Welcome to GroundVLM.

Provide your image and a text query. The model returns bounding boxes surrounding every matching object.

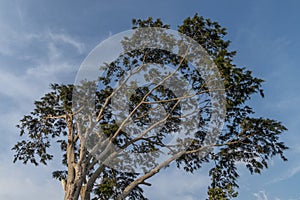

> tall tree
[12,14,288,200]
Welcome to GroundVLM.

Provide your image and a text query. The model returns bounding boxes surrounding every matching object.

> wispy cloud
[48,31,85,54]
[144,167,209,200]
[269,164,300,184]
[15,0,24,26]
[0,23,83,103]
[0,14,82,200]
[0,15,85,58]
[254,190,269,200]
[0,161,64,200]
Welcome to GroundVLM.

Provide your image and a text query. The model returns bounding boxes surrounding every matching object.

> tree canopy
[12,14,288,200]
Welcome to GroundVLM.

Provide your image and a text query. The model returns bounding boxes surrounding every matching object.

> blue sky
[0,0,299,199]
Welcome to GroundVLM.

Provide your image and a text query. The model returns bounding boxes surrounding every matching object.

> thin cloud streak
[48,31,86,54]
[253,191,269,200]
[268,164,300,184]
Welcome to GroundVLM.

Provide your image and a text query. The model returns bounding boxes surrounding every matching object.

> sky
[0,0,299,199]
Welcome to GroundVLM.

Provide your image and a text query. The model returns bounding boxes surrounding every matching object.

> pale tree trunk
[80,185,88,200]
[64,114,82,200]
[65,114,75,199]
[63,114,93,200]
[63,180,90,200]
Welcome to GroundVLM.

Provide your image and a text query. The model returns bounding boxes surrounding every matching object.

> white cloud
[268,164,300,184]
[0,25,81,104]
[0,23,17,56]
[0,60,75,106]
[48,31,85,54]
[0,16,85,58]
[144,167,209,200]
[287,165,300,179]
[0,13,84,199]
[0,160,64,200]
[0,69,40,101]
[254,190,269,200]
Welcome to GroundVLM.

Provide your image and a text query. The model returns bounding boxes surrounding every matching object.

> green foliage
[12,84,73,166]
[12,14,288,200]
[208,185,238,200]
[94,169,147,200]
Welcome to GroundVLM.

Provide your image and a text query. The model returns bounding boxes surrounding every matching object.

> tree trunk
[64,114,81,200]
[80,185,91,200]
[63,114,92,200]
[64,183,78,200]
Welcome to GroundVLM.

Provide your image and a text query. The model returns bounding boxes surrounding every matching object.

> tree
[12,14,288,200]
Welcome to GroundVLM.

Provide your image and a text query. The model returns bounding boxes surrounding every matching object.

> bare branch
[116,150,185,200]
[110,44,191,142]
[44,114,66,120]
[96,51,149,122]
